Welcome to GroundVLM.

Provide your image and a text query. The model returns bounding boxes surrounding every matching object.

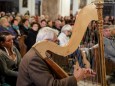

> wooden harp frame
[32,3,98,78]
[33,4,98,58]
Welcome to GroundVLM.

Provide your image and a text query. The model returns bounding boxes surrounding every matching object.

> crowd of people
[0,11,115,86]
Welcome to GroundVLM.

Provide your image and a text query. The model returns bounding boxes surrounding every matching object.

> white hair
[61,24,72,32]
[36,27,59,42]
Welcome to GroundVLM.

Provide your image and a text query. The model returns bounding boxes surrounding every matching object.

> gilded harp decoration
[95,1,107,86]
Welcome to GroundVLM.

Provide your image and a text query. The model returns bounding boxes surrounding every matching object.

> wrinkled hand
[73,66,96,82]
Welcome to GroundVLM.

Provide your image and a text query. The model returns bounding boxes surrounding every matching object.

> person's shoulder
[20,48,45,68]
[58,33,66,38]
[21,48,40,63]
[104,37,111,44]
[0,49,7,60]
[0,49,3,55]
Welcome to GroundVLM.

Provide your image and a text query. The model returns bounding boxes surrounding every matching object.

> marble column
[72,0,80,15]
[41,0,59,20]
[79,0,87,9]
[59,0,71,17]
[19,0,35,16]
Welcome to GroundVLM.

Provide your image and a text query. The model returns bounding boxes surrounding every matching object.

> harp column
[19,0,35,16]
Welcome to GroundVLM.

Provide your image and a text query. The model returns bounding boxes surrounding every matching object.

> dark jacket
[19,25,29,36]
[0,46,21,86]
[25,29,38,51]
[17,48,77,86]
[0,26,16,36]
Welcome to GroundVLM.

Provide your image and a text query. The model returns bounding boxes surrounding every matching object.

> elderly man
[17,27,95,86]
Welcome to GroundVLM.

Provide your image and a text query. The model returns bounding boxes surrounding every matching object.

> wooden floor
[77,81,115,86]
[77,80,101,86]
[77,78,115,86]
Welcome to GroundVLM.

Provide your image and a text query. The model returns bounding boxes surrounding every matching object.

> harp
[33,1,107,86]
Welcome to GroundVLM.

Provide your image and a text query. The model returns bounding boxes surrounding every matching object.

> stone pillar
[19,0,35,16]
[79,0,87,9]
[41,0,59,20]
[72,0,80,15]
[59,0,71,17]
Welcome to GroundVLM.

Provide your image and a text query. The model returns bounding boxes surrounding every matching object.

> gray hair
[61,24,72,32]
[36,27,59,42]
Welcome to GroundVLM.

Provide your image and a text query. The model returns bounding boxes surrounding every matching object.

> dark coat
[17,48,77,86]
[25,29,38,51]
[0,26,16,36]
[19,25,29,36]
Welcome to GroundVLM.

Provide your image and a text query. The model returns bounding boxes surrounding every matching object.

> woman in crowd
[58,24,72,46]
[25,22,40,51]
[0,31,21,86]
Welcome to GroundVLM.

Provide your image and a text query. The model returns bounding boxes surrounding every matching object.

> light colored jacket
[104,37,115,62]
[58,33,70,46]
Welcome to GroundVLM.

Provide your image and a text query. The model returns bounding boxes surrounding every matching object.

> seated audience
[0,32,21,86]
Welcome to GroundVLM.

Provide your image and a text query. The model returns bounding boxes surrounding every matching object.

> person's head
[15,16,21,23]
[31,22,40,31]
[36,27,59,43]
[29,17,36,24]
[22,19,29,27]
[0,32,15,48]
[61,24,72,36]
[23,15,30,20]
[40,19,47,28]
[109,25,115,37]
[11,19,19,26]
[61,20,65,27]
[7,15,14,23]
[0,17,10,27]
[47,20,53,27]
[55,20,61,29]
[103,25,111,38]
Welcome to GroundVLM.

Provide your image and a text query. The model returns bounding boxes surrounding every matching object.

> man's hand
[73,66,96,82]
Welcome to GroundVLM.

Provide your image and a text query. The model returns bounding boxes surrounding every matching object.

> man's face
[41,21,47,28]
[103,28,111,38]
